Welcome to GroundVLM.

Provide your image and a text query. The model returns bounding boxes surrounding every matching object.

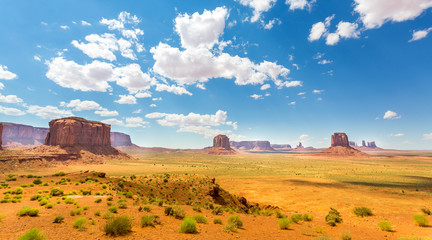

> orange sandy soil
[1,151,432,239]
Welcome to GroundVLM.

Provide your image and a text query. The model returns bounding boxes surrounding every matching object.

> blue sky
[1,0,432,149]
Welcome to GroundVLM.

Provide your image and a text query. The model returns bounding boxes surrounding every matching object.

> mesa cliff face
[271,144,292,151]
[45,117,111,147]
[110,132,132,147]
[230,141,275,151]
[208,135,236,155]
[1,123,48,147]
[0,123,3,148]
[331,133,349,147]
[321,132,367,156]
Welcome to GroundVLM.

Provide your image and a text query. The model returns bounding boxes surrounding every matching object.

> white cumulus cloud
[60,99,101,111]
[115,95,137,104]
[285,0,315,10]
[409,27,432,42]
[237,0,277,22]
[250,94,263,100]
[0,105,26,116]
[0,65,18,80]
[27,105,73,119]
[383,110,401,120]
[0,94,23,103]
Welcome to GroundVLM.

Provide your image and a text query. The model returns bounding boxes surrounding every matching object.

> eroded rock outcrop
[331,133,349,147]
[230,141,275,151]
[1,123,48,148]
[271,144,292,151]
[0,123,3,149]
[111,132,132,147]
[207,135,236,155]
[45,117,110,147]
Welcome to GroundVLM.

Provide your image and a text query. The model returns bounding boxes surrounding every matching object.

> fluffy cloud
[102,118,124,126]
[94,108,119,117]
[0,105,26,116]
[177,125,241,139]
[318,59,332,65]
[146,110,229,127]
[312,89,324,94]
[81,20,91,26]
[155,84,192,96]
[60,99,101,111]
[250,94,263,100]
[0,94,23,103]
[135,92,152,98]
[336,22,360,39]
[60,25,69,30]
[114,64,155,93]
[285,0,315,10]
[383,110,401,120]
[100,11,140,31]
[115,95,137,104]
[0,82,4,90]
[0,65,18,80]
[354,0,432,29]
[299,134,309,140]
[175,7,228,49]
[27,105,73,119]
[124,117,148,127]
[309,16,359,45]
[260,84,271,90]
[308,15,333,42]
[237,0,277,22]
[409,27,432,42]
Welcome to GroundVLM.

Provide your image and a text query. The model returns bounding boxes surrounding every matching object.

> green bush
[53,172,66,176]
[179,217,197,233]
[421,208,431,215]
[222,223,238,233]
[290,213,303,223]
[17,207,39,217]
[33,179,42,185]
[278,218,291,230]
[275,210,287,219]
[193,214,208,224]
[164,206,185,219]
[18,228,46,240]
[313,237,336,240]
[50,188,64,196]
[72,217,87,230]
[213,218,222,224]
[108,205,118,213]
[227,215,243,228]
[260,209,273,216]
[103,211,114,219]
[303,213,313,221]
[104,215,132,236]
[94,210,101,217]
[143,205,151,212]
[413,214,429,227]
[64,197,74,204]
[118,202,127,209]
[341,230,352,240]
[95,198,102,203]
[53,215,64,223]
[353,207,373,217]
[212,205,224,215]
[378,221,393,231]
[140,215,161,227]
[325,208,342,226]
[45,202,55,209]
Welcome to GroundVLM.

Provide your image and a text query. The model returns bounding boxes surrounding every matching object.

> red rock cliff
[45,117,111,147]
[111,132,132,147]
[1,123,48,147]
[331,133,349,147]
[0,123,3,148]
[213,135,231,150]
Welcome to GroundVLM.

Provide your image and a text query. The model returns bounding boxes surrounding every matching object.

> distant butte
[320,132,368,156]
[207,135,236,155]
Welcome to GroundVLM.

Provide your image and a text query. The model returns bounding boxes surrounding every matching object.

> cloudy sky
[1,0,432,149]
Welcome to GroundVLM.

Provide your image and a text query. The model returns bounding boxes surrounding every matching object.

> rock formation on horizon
[271,144,292,151]
[207,135,236,155]
[0,123,3,149]
[321,132,367,156]
[349,141,357,147]
[230,141,275,151]
[45,117,110,147]
[1,123,48,148]
[110,132,132,147]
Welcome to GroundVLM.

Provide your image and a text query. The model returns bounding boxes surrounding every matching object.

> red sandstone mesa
[110,132,132,147]
[207,134,236,155]
[45,117,111,147]
[331,132,349,147]
[0,122,3,148]
[321,132,367,156]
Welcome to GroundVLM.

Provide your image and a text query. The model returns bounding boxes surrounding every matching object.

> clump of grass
[53,215,64,223]
[179,217,197,233]
[17,206,39,217]
[45,202,55,209]
[33,179,42,185]
[223,223,238,233]
[290,213,303,223]
[213,218,222,224]
[341,230,352,240]
[104,215,132,236]
[413,214,429,227]
[227,215,243,228]
[278,218,291,230]
[50,187,64,196]
[165,206,185,219]
[303,213,313,222]
[313,236,336,240]
[18,228,46,240]
[211,205,224,215]
[378,221,393,231]
[64,197,74,204]
[108,205,118,213]
[325,208,342,226]
[421,208,431,215]
[141,215,161,227]
[260,209,273,216]
[95,198,102,203]
[353,207,373,217]
[275,210,287,219]
[72,217,87,230]
[118,202,127,209]
[315,226,326,234]
[143,205,151,212]
[103,211,114,219]
[193,214,208,224]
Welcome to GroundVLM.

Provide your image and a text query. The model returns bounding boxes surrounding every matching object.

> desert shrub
[164,206,172,215]
[83,205,89,210]
[378,221,393,231]
[107,196,113,201]
[94,210,101,217]
[313,236,336,240]
[290,213,303,223]
[50,188,64,196]
[30,194,41,201]
[341,230,352,240]
[227,215,243,228]
[275,210,287,219]
[53,215,64,223]
[303,213,313,221]
[413,214,429,227]
[223,223,238,233]
[213,218,222,224]
[17,207,39,217]
[38,198,49,206]
[193,205,201,212]
[179,217,197,233]
[140,215,161,227]
[193,214,208,224]
[64,197,74,204]
[125,191,133,198]
[118,202,127,209]
[72,217,87,230]
[108,205,118,213]
[103,211,114,219]
[14,187,23,194]
[53,172,66,176]
[314,226,326,234]
[45,202,54,209]
[421,208,431,215]
[104,215,132,236]
[353,207,373,217]
[17,228,46,240]
[212,205,224,215]
[325,208,342,226]
[143,205,151,212]
[278,218,291,230]
[260,209,273,216]
[95,198,102,203]
[33,179,42,185]
[165,206,185,219]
